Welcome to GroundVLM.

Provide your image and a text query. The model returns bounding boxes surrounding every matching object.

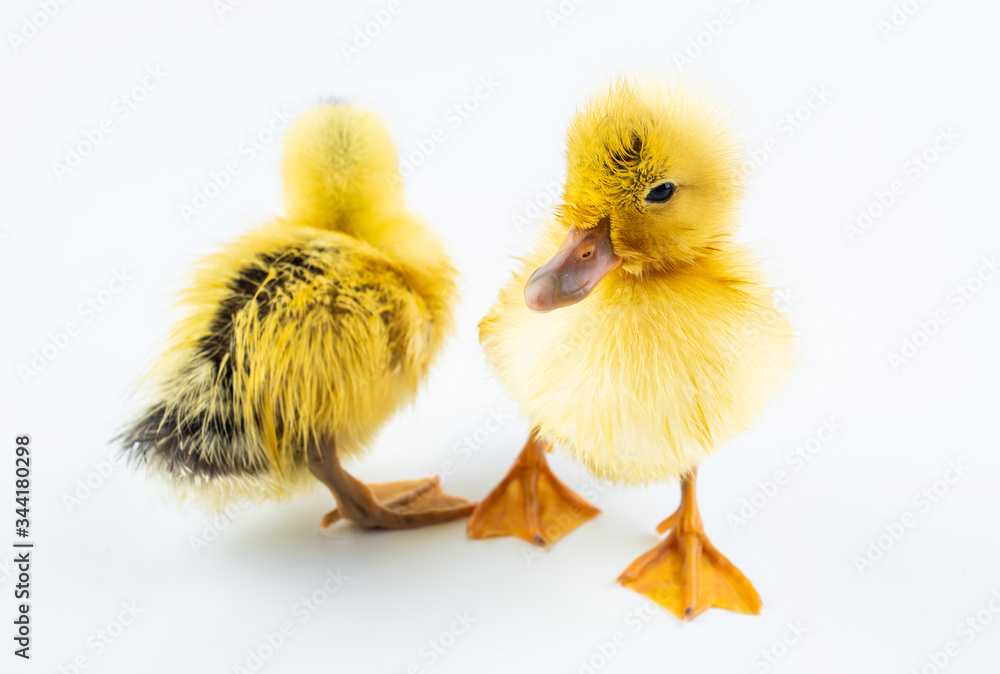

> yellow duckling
[468,79,794,619]
[121,103,474,529]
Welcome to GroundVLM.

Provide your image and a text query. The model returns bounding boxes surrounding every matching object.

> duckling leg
[307,439,474,530]
[467,430,599,546]
[617,467,762,620]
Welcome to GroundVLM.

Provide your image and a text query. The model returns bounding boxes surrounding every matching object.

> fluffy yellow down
[126,104,456,510]
[479,78,794,484]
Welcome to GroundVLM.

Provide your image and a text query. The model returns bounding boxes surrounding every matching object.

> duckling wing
[121,226,435,508]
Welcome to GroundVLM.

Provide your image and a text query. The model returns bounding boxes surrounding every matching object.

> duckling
[467,79,794,619]
[121,103,474,530]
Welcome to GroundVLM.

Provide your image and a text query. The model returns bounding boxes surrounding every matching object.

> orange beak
[524,216,621,312]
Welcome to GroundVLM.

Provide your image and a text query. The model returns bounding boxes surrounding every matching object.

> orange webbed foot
[320,477,475,530]
[467,432,599,546]
[618,469,762,620]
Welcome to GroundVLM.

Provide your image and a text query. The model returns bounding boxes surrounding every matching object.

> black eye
[646,182,675,203]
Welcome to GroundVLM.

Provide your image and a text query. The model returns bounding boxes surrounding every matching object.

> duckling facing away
[121,104,474,530]
[467,79,794,619]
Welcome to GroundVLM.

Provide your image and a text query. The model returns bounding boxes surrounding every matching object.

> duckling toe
[467,432,599,547]
[619,528,762,620]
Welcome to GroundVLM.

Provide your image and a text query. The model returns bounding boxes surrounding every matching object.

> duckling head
[281,103,404,235]
[525,78,744,312]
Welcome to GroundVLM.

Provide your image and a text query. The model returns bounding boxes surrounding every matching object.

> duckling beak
[524,216,621,312]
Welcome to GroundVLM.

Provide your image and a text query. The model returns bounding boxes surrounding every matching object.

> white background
[2,0,999,672]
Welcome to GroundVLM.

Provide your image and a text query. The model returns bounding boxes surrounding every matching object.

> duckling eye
[645,182,675,203]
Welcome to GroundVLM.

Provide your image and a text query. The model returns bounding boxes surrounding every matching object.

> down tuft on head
[281,103,404,234]
[560,78,745,271]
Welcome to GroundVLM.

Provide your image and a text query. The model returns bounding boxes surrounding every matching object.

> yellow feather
[480,77,795,484]
[122,104,457,511]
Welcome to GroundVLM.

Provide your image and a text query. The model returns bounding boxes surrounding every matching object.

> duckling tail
[117,368,309,512]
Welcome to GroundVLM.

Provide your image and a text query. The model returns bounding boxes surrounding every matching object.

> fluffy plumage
[479,78,794,483]
[121,104,456,510]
